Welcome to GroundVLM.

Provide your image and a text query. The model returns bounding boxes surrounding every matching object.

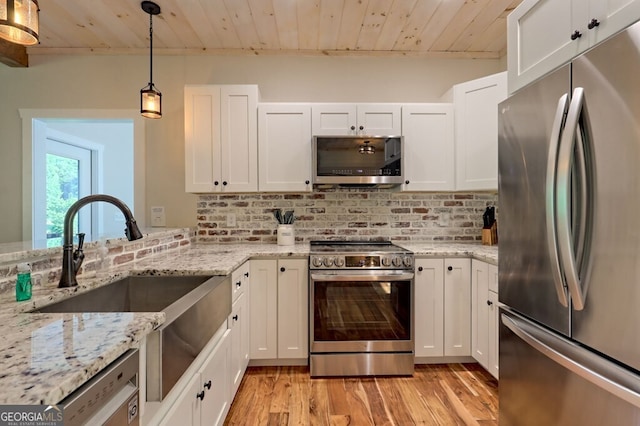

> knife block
[482,222,498,246]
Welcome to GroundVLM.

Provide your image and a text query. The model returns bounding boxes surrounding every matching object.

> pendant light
[0,0,40,46]
[140,1,161,119]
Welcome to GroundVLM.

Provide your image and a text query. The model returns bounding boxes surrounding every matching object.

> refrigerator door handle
[556,87,595,311]
[545,93,570,307]
[502,311,640,410]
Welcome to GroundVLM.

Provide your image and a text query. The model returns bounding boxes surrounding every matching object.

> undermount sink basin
[35,275,214,314]
[34,274,232,402]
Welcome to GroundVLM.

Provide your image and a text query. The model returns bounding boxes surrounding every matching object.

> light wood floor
[224,364,498,425]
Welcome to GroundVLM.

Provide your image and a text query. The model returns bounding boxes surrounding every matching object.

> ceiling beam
[0,38,29,67]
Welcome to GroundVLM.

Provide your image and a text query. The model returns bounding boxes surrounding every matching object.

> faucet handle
[76,233,85,251]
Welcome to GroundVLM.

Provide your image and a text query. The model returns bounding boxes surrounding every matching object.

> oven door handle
[310,272,415,281]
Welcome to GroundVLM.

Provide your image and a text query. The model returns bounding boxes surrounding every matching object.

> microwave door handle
[546,93,570,307]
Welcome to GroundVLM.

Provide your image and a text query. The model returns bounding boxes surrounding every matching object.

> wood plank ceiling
[28,0,522,59]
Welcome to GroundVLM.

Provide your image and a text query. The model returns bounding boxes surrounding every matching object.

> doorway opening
[21,110,146,249]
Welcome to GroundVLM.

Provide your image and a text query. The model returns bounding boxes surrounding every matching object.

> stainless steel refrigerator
[498,20,640,425]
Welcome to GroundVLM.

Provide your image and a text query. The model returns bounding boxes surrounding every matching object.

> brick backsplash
[196,188,498,243]
[0,228,194,296]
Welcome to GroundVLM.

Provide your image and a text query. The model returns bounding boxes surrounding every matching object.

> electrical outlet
[151,206,166,227]
[227,213,236,227]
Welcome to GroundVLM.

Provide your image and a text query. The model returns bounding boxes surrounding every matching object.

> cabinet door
[414,258,445,357]
[229,291,248,397]
[401,104,455,191]
[219,85,258,192]
[311,104,357,135]
[184,85,221,193]
[454,72,507,191]
[471,260,490,369]
[443,258,471,356]
[200,330,231,426]
[277,258,309,359]
[249,260,278,359]
[587,0,640,45]
[488,290,499,379]
[159,373,201,426]
[356,104,402,135]
[258,104,313,192]
[507,0,584,94]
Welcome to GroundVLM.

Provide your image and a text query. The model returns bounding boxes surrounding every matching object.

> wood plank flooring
[224,364,498,425]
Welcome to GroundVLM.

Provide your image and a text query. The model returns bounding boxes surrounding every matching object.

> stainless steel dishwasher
[59,349,140,426]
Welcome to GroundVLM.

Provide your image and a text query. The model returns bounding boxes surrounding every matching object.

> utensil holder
[482,222,498,246]
[277,224,295,246]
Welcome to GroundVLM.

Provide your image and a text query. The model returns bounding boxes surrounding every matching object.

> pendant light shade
[0,0,39,46]
[140,1,161,119]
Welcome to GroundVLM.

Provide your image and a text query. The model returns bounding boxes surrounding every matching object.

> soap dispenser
[16,262,32,301]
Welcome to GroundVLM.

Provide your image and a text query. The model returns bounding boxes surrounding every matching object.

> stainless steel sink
[34,274,232,402]
[36,275,214,314]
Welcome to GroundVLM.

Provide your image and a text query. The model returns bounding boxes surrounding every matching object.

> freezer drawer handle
[502,312,640,410]
[545,93,570,307]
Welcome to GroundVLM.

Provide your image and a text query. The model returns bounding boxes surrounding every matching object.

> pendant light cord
[148,12,153,86]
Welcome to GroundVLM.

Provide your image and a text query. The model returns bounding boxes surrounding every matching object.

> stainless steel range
[309,240,414,377]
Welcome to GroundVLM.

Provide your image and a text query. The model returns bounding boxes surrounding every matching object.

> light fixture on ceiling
[140,1,162,119]
[0,0,40,46]
[359,140,375,154]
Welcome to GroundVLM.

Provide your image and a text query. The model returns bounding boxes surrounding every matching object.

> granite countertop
[0,241,497,405]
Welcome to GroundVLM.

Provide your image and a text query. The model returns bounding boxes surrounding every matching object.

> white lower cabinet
[250,258,309,361]
[229,261,250,396]
[159,329,231,426]
[471,259,499,379]
[415,258,471,358]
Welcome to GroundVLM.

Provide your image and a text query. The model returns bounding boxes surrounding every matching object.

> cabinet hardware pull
[214,181,219,186]
[405,180,410,185]
[222,181,228,186]
[418,266,423,272]
[350,125,356,131]
[197,390,205,400]
[571,30,582,40]
[280,267,286,272]
[244,272,249,277]
[447,266,453,271]
[305,180,310,185]
[587,18,600,30]
[204,380,212,390]
[233,315,238,321]
[487,300,493,306]
[359,125,364,130]
[236,281,241,287]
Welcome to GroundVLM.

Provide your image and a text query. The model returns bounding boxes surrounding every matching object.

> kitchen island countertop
[0,241,497,405]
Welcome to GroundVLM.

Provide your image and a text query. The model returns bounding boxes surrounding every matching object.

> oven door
[310,270,414,353]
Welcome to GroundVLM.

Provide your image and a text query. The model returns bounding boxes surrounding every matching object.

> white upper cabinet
[312,104,402,136]
[258,103,313,192]
[401,104,455,191]
[184,85,258,193]
[508,0,640,94]
[453,72,507,191]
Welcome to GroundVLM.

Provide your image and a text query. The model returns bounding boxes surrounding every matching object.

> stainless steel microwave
[312,135,404,186]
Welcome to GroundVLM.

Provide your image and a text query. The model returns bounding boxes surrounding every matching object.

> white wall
[0,53,505,243]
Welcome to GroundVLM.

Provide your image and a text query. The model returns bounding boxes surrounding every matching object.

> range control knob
[403,257,413,268]
[311,257,324,268]
[334,257,345,267]
[392,256,403,267]
[381,257,392,267]
[323,257,335,267]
